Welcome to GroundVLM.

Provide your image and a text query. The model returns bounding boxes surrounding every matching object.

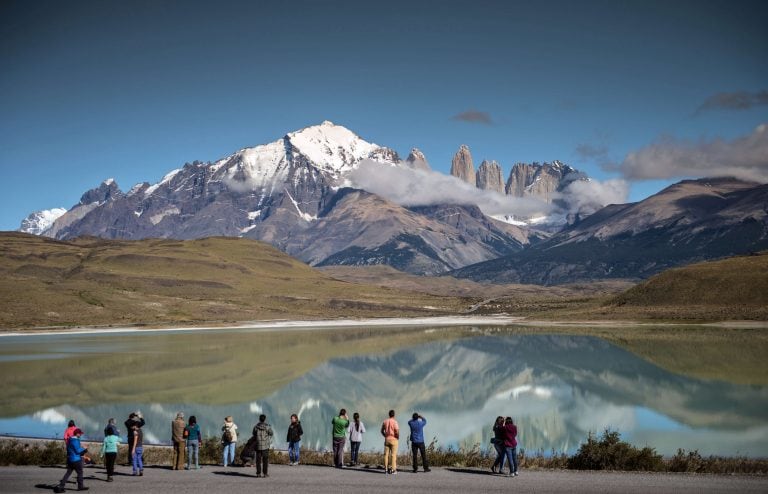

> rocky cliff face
[450,144,476,186]
[18,208,66,235]
[476,160,504,194]
[505,161,583,203]
[405,148,430,171]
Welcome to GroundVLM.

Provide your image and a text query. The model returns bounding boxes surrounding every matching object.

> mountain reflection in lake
[0,328,766,456]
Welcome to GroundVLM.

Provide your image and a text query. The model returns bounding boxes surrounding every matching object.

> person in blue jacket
[57,428,90,491]
[408,413,430,473]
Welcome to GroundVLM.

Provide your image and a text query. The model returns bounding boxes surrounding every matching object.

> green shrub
[567,429,664,471]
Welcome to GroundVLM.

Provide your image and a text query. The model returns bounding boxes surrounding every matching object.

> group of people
[330,408,430,474]
[53,410,518,491]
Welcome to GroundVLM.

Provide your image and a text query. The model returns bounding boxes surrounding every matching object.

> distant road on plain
[2,464,766,493]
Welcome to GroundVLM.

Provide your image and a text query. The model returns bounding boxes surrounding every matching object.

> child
[349,412,365,466]
[131,425,144,476]
[57,428,89,492]
[101,428,121,481]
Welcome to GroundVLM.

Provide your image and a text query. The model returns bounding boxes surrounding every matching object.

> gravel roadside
[1,463,766,494]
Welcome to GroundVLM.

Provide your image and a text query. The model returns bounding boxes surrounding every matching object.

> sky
[1,0,767,231]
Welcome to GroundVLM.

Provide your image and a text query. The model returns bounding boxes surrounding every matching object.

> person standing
[222,416,238,467]
[184,415,201,470]
[331,409,349,468]
[253,414,274,478]
[286,413,303,466]
[502,417,519,477]
[100,428,121,482]
[103,418,119,438]
[63,420,76,446]
[381,409,399,475]
[491,416,506,473]
[124,412,145,463]
[171,412,186,470]
[348,412,365,466]
[408,413,430,473]
[131,425,144,476]
[57,428,89,492]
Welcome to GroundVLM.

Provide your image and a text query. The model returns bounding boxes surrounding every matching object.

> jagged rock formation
[18,208,66,235]
[405,148,430,171]
[450,145,475,186]
[505,161,583,203]
[476,160,504,194]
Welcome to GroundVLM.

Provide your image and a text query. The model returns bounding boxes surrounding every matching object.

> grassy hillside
[607,252,768,319]
[0,233,465,329]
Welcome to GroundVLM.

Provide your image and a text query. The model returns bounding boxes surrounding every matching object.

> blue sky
[1,0,767,230]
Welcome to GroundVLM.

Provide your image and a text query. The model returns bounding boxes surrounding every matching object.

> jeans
[187,439,199,469]
[504,446,518,474]
[332,437,346,467]
[288,440,301,463]
[105,452,117,476]
[255,449,269,475]
[132,446,144,474]
[223,441,236,466]
[59,459,84,489]
[350,441,361,464]
[411,441,429,471]
[384,438,398,472]
[492,441,506,470]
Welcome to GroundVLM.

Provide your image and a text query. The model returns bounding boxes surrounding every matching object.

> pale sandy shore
[2,315,766,337]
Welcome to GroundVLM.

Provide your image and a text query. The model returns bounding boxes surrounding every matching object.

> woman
[221,416,238,467]
[349,412,366,466]
[286,413,303,466]
[100,427,120,482]
[184,415,202,470]
[491,416,505,473]
[502,416,519,476]
[104,417,119,438]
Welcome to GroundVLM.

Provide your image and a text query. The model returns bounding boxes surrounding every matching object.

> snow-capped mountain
[30,121,539,274]
[18,208,67,235]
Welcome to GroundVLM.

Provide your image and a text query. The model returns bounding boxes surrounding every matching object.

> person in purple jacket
[502,416,519,477]
[408,413,430,473]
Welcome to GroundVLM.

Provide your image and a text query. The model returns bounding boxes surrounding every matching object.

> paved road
[1,464,766,493]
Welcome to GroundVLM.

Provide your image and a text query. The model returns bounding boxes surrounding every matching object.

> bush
[567,429,664,471]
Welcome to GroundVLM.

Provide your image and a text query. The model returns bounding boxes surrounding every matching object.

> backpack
[222,425,233,443]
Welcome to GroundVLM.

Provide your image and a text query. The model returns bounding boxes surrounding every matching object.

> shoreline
[2,315,766,337]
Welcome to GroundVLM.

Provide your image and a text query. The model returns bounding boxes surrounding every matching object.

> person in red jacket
[502,417,519,477]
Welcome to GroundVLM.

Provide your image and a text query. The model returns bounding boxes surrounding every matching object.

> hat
[73,428,83,436]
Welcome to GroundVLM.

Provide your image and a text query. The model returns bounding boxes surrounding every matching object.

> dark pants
[492,441,506,470]
[332,437,346,467]
[105,452,117,476]
[255,449,269,475]
[60,459,84,489]
[350,441,361,464]
[412,442,429,471]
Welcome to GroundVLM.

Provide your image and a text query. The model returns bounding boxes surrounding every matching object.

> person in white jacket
[349,412,366,466]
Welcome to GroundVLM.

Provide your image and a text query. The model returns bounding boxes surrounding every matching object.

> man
[331,409,349,468]
[171,412,186,470]
[124,411,145,463]
[381,409,399,475]
[408,412,430,473]
[56,428,89,492]
[253,414,273,478]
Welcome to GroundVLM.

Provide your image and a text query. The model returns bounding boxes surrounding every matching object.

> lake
[0,324,766,457]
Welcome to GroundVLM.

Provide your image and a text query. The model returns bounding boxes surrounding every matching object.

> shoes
[413,469,418,473]
[514,471,519,476]
[491,466,496,473]
[424,468,431,472]
[255,473,262,478]
[392,470,397,475]
[107,476,113,482]
[139,470,143,476]
[263,474,269,478]
[77,488,89,492]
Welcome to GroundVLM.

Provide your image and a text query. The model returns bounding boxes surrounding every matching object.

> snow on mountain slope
[18,208,67,235]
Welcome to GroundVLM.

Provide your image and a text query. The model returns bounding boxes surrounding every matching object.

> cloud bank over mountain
[607,123,768,183]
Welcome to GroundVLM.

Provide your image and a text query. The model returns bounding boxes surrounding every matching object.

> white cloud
[349,160,552,218]
[609,123,768,183]
[559,178,629,211]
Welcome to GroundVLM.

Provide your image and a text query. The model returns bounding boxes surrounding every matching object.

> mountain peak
[286,121,378,174]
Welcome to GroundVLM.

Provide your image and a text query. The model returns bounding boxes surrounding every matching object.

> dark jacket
[287,422,303,443]
[492,423,505,444]
[253,422,273,450]
[125,417,145,445]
